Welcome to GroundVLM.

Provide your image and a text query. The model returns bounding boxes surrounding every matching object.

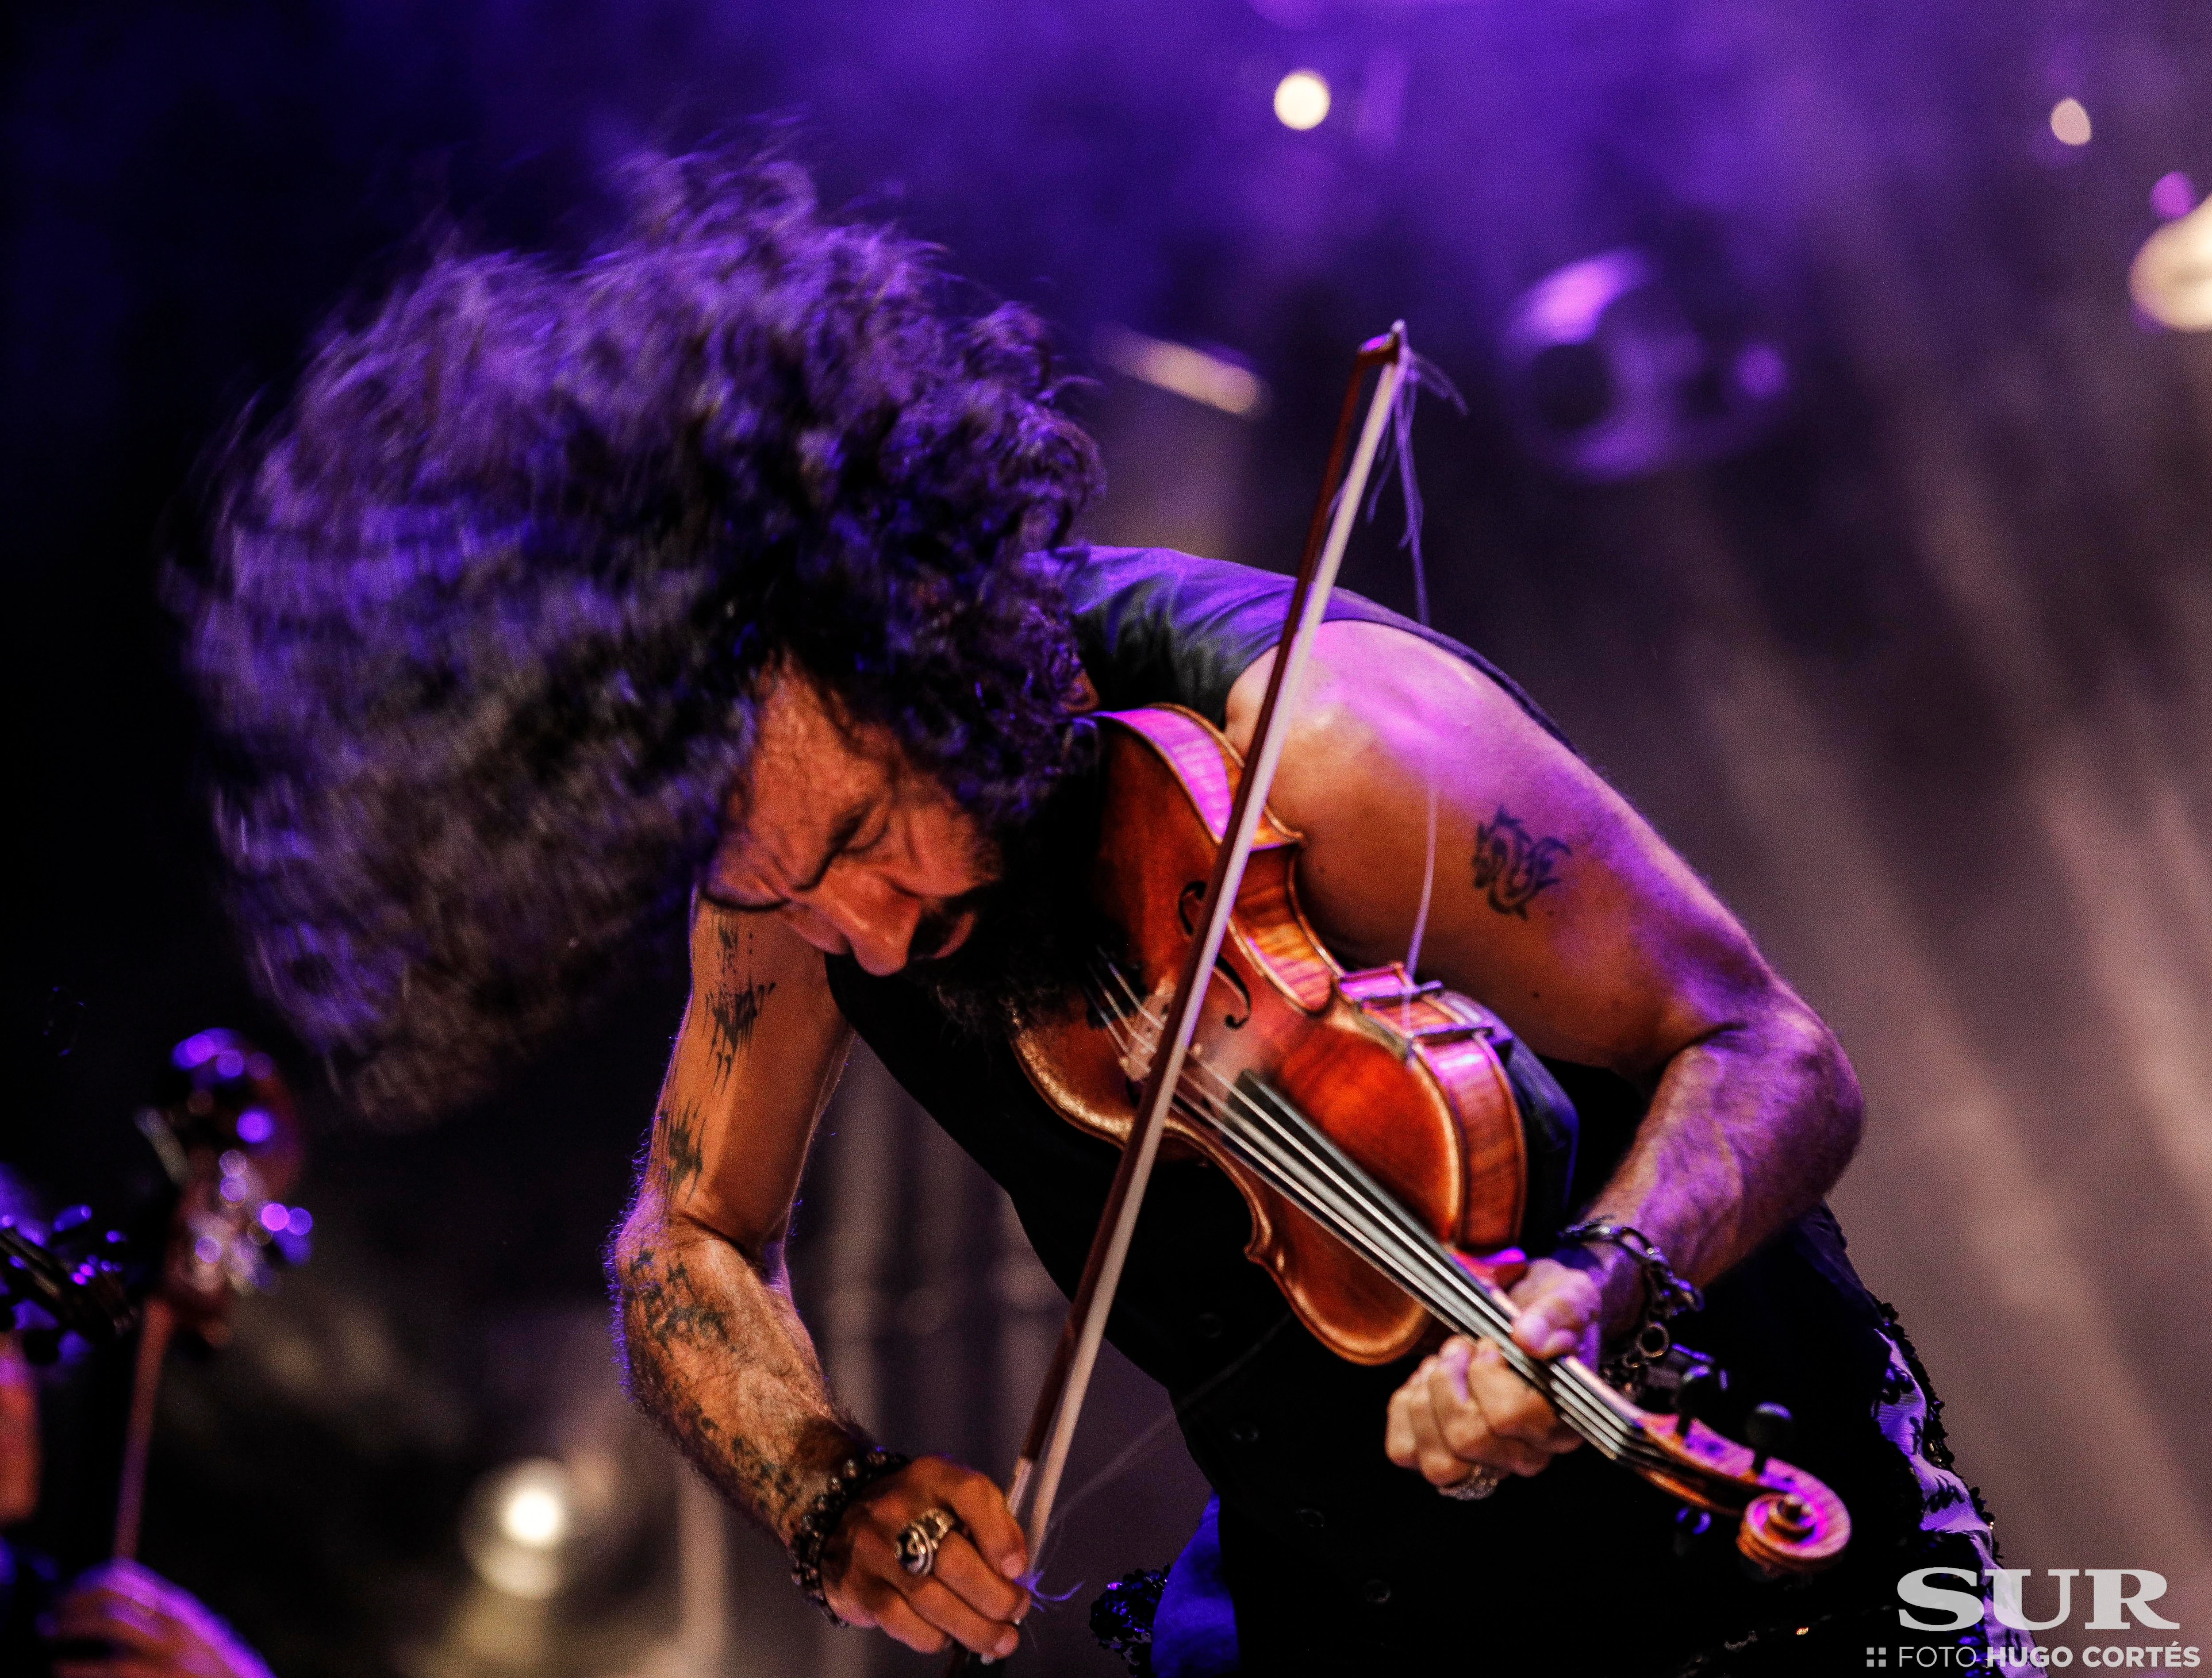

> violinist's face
[703,666,998,976]
[0,1333,37,1526]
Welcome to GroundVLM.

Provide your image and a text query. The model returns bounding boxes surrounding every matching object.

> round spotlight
[464,1459,579,1599]
[2152,171,2197,220]
[2131,192,2212,330]
[501,1480,571,1549]
[2050,98,2092,147]
[1274,70,1330,131]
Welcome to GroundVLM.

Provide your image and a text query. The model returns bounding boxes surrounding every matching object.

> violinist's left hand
[46,1559,275,1678]
[1382,1254,1618,1489]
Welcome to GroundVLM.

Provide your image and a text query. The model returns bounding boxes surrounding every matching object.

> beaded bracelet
[1555,1219,1705,1393]
[788,1445,913,1625]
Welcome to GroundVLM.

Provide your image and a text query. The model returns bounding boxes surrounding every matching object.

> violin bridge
[1336,966,1444,1007]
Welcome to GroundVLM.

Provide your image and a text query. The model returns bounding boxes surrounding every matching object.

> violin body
[1015,704,1530,1366]
[1012,704,1850,1576]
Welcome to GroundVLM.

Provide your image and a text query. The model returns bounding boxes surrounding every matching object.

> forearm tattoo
[1472,805,1571,917]
[650,1097,707,1202]
[611,1235,852,1537]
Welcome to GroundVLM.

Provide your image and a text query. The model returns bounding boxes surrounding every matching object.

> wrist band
[1556,1219,1704,1393]
[788,1445,912,1625]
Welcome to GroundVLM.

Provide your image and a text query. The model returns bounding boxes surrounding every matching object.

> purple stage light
[1736,343,1788,400]
[236,1108,276,1145]
[261,1202,290,1232]
[287,1208,313,1235]
[2152,172,2196,220]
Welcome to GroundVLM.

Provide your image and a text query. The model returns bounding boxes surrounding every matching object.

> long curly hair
[182,151,1103,1122]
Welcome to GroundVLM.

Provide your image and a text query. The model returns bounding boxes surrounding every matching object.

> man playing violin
[0,1169,275,1678]
[188,154,2015,1674]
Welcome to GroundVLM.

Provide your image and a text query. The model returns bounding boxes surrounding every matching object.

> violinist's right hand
[821,1455,1031,1659]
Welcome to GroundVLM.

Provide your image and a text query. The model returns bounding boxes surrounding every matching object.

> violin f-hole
[1179,881,1252,1028]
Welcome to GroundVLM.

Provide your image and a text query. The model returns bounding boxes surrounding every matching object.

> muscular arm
[1226,623,1863,1475]
[608,901,856,1536]
[608,903,1030,1655]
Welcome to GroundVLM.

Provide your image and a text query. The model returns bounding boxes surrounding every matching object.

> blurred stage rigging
[8,0,2212,1672]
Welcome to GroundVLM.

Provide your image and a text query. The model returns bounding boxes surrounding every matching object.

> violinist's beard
[902,741,1113,1039]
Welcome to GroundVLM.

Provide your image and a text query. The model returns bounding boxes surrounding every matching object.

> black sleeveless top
[826,549,1949,1672]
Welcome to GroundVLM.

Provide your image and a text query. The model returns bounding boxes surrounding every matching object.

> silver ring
[895,1507,958,1576]
[1438,1465,1505,1502]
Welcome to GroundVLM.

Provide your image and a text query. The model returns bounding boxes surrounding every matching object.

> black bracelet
[1556,1219,1704,1393]
[788,1445,913,1625]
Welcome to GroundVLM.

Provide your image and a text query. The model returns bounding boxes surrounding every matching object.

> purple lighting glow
[1735,343,1789,400]
[1520,251,1651,347]
[236,1108,276,1145]
[2152,172,2197,219]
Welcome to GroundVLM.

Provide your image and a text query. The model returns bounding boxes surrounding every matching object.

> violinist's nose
[813,871,927,975]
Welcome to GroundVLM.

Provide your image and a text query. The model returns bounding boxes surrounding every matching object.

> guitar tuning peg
[1745,1401,1794,1475]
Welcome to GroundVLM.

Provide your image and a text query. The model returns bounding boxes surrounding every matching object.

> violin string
[1086,963,1663,1466]
[1196,1073,1645,1458]
[1084,975,1749,1495]
[1080,966,1630,1447]
[1089,968,1682,1470]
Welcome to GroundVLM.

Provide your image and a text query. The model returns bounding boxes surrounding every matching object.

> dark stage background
[6,0,2211,1673]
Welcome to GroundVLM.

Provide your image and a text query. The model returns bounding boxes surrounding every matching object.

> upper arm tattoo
[1472,806,1571,917]
[703,915,777,1087]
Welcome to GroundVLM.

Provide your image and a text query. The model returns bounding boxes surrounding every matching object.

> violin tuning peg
[1745,1401,1794,1474]
[1673,1363,1724,1436]
[1671,1505,1713,1559]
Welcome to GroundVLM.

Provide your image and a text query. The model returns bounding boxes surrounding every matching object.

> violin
[1014,704,1849,1578]
[112,1029,309,1560]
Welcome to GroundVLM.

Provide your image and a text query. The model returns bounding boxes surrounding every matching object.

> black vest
[827,549,1942,1670]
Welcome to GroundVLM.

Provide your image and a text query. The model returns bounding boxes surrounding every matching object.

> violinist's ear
[1067,670,1101,714]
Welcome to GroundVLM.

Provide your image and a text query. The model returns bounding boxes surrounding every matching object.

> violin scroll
[1627,1396,1851,1576]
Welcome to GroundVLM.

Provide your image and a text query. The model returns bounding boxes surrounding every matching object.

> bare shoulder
[1224,618,1564,786]
[651,904,854,1252]
[1224,620,1779,1075]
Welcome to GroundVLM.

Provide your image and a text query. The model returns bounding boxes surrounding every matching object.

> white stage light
[1096,325,1269,418]
[1274,70,1330,131]
[2132,192,2212,330]
[465,1459,579,1599]
[2050,98,2092,146]
[500,1480,571,1549]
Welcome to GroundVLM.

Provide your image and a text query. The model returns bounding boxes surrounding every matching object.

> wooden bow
[1001,326,1411,1573]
